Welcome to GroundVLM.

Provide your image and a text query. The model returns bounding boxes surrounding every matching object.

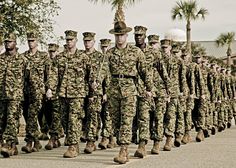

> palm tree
[89,0,141,22]
[216,32,235,67]
[171,0,208,58]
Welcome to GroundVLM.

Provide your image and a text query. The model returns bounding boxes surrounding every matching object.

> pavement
[0,121,236,168]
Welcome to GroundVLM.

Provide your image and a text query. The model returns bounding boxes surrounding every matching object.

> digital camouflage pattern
[107,44,152,145]
[0,51,26,143]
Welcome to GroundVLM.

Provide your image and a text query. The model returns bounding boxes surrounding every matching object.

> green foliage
[215,32,235,47]
[0,0,60,44]
[171,0,208,22]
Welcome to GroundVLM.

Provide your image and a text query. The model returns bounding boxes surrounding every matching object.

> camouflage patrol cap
[100,38,111,47]
[148,35,159,43]
[210,60,217,66]
[65,30,77,39]
[226,67,231,72]
[4,32,16,42]
[134,26,147,35]
[109,21,132,34]
[48,43,59,52]
[83,32,96,41]
[194,54,201,58]
[160,39,171,48]
[27,31,38,40]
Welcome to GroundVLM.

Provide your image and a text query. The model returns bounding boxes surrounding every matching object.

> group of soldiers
[0,20,235,164]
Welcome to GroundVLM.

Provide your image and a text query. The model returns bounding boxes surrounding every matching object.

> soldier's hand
[201,95,206,100]
[102,94,107,103]
[234,97,236,100]
[189,94,194,99]
[166,96,171,103]
[91,81,98,90]
[225,97,227,101]
[46,89,53,99]
[89,97,94,103]
[145,91,152,98]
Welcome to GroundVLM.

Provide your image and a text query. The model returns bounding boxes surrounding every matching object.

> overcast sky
[20,0,236,51]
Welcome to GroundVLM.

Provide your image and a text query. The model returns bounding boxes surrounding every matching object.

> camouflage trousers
[87,96,102,141]
[47,99,62,138]
[108,95,137,145]
[165,98,178,137]
[218,101,228,126]
[192,98,205,131]
[152,97,167,141]
[203,99,212,130]
[184,97,194,132]
[209,102,218,127]
[25,99,42,141]
[175,97,185,136]
[38,96,50,134]
[60,97,84,145]
[137,97,151,143]
[100,101,112,138]
[0,100,20,143]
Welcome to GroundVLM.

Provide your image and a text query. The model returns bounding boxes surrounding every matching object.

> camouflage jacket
[162,54,181,98]
[193,63,205,99]
[0,51,26,101]
[154,50,171,98]
[24,50,48,100]
[225,75,233,100]
[208,69,218,102]
[201,65,211,99]
[48,49,91,98]
[185,62,195,97]
[84,49,110,96]
[107,44,152,97]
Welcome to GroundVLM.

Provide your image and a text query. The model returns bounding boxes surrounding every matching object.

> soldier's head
[171,42,182,57]
[210,61,217,71]
[194,54,202,64]
[226,68,231,75]
[148,34,160,49]
[134,26,147,45]
[160,39,172,55]
[83,32,96,50]
[202,56,209,66]
[181,48,188,61]
[109,21,132,46]
[4,32,17,51]
[48,43,59,58]
[65,30,78,49]
[27,31,38,49]
[220,67,226,74]
[100,38,111,54]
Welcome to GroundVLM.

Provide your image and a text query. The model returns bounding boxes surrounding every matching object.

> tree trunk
[227,45,232,67]
[186,20,191,61]
[114,3,125,22]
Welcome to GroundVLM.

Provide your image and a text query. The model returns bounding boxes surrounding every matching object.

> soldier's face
[4,40,16,51]
[162,46,171,54]
[149,42,159,49]
[84,40,95,50]
[101,46,109,53]
[66,38,77,49]
[115,34,128,45]
[28,40,37,49]
[134,34,145,45]
[49,51,57,58]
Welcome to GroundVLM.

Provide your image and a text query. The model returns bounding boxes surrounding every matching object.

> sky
[20,0,236,51]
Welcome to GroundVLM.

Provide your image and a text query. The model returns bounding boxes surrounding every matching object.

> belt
[112,74,136,79]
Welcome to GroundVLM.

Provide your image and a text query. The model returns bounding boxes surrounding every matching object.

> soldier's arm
[137,50,152,92]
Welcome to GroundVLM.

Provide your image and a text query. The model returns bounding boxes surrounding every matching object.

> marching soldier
[107,21,152,164]
[0,33,26,157]
[44,43,62,150]
[22,31,48,153]
[82,32,110,154]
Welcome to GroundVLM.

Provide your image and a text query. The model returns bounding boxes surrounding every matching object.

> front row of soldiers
[0,21,235,164]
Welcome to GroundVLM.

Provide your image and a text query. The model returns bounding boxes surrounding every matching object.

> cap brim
[109,27,132,34]
[101,44,109,47]
[27,38,37,41]
[65,36,75,40]
[149,40,159,43]
[161,45,169,48]
[83,37,93,41]
[4,39,15,42]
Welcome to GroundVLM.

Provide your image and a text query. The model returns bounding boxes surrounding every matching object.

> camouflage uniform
[192,60,206,133]
[54,47,91,146]
[45,43,62,140]
[0,43,26,145]
[107,43,152,145]
[225,71,233,126]
[83,35,110,142]
[23,49,48,142]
